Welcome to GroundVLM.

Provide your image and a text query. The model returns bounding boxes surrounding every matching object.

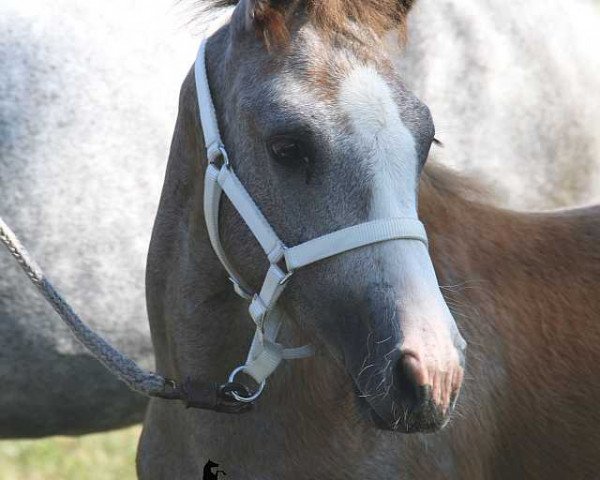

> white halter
[195,39,429,402]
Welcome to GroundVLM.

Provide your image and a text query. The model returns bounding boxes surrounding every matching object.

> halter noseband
[195,40,429,403]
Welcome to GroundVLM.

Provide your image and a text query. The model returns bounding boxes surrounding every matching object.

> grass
[0,426,141,480]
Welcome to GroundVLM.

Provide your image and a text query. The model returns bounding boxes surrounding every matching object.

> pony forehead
[296,34,398,102]
[250,34,401,122]
[258,51,391,114]
[256,60,408,148]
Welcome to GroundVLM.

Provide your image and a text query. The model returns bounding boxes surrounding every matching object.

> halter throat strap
[195,39,428,401]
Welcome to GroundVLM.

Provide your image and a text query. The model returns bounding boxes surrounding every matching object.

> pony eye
[267,135,307,165]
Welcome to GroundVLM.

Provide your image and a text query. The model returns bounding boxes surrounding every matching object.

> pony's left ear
[238,0,290,47]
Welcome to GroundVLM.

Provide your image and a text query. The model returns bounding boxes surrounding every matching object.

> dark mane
[201,0,413,45]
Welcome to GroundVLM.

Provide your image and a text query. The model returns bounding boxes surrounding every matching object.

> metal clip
[208,144,230,168]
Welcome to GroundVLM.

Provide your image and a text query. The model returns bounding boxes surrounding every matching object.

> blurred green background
[0,427,140,480]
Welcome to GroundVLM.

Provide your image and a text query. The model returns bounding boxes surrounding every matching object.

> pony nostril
[395,354,426,410]
[393,354,450,433]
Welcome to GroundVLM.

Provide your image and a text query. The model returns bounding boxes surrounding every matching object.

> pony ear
[240,0,290,47]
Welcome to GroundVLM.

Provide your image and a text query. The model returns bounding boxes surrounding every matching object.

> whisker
[376,336,392,345]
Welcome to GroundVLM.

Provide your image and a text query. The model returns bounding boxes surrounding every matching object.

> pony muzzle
[352,318,466,433]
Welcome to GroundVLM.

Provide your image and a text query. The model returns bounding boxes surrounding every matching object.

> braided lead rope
[0,216,177,399]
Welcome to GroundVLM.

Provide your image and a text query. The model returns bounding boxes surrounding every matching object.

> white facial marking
[338,65,418,219]
[338,65,463,384]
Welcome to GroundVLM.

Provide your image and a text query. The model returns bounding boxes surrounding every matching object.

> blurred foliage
[0,426,140,480]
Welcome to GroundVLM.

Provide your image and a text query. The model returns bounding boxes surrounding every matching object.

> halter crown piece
[195,39,429,402]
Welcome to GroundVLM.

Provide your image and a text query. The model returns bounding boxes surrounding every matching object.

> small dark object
[203,460,227,479]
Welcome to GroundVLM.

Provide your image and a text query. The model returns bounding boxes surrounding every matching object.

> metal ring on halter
[227,366,266,403]
[208,144,230,168]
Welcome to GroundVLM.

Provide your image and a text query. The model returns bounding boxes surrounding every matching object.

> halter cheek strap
[195,39,428,402]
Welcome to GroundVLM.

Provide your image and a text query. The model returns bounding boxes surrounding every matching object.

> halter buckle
[279,246,297,281]
[208,144,230,168]
[279,270,294,285]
